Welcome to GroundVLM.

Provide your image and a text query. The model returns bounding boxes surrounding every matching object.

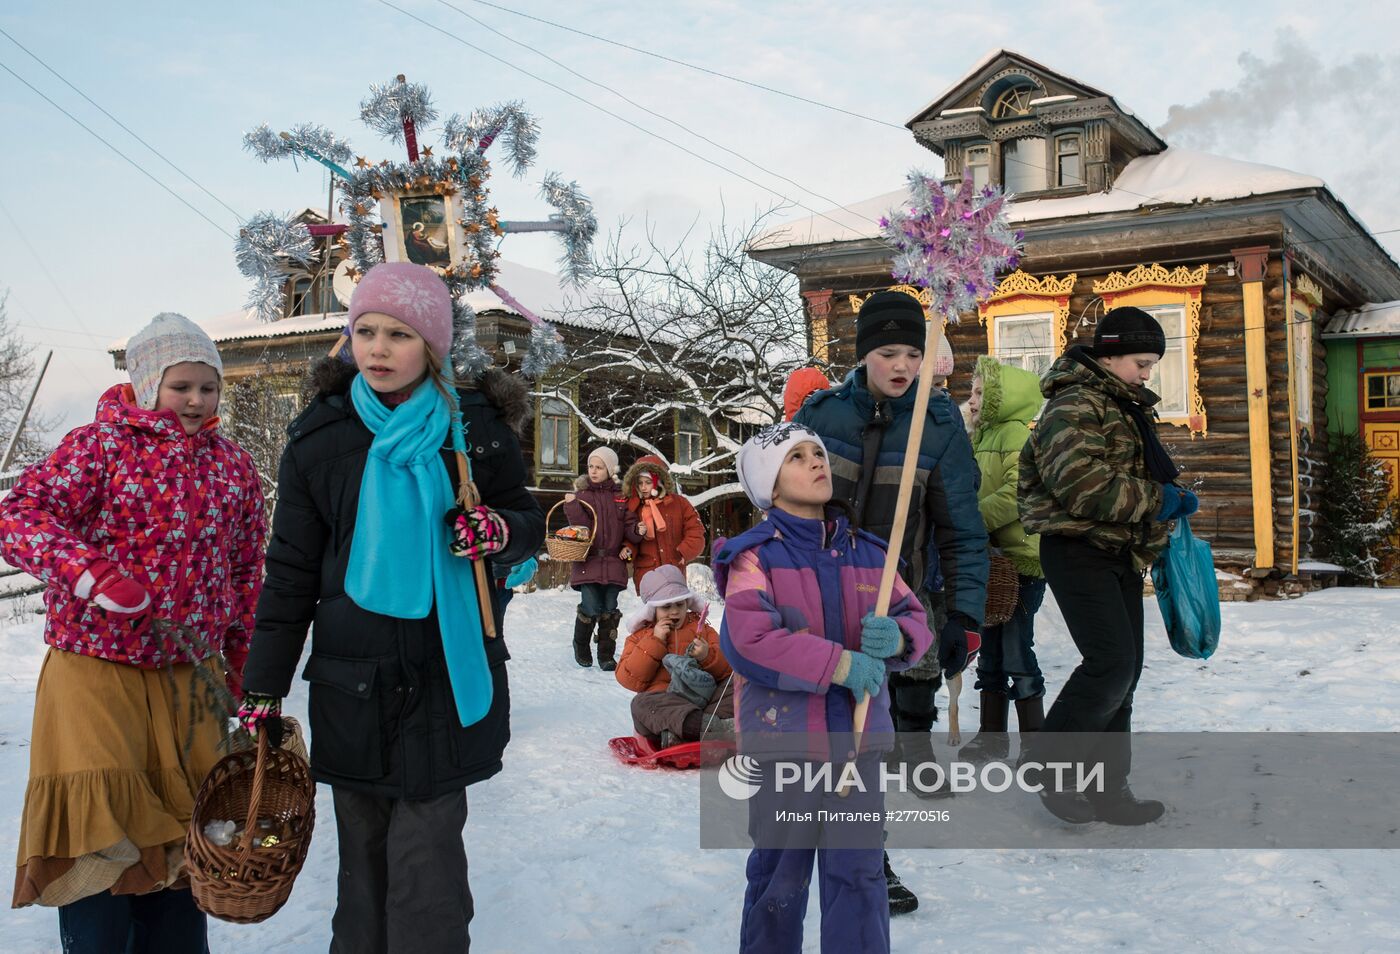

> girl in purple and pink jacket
[716,423,933,954]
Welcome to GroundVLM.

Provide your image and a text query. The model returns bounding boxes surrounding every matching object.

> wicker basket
[983,554,1021,627]
[545,498,596,562]
[185,725,316,924]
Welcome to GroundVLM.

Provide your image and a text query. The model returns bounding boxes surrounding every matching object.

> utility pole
[1,349,52,472]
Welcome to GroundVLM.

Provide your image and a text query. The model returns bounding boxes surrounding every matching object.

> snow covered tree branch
[540,211,830,493]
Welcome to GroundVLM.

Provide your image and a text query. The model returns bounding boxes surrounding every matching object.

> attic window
[1002,138,1046,194]
[966,144,991,191]
[990,81,1038,118]
[1055,134,1082,187]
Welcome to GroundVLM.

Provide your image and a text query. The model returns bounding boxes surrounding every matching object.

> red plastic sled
[608,734,733,770]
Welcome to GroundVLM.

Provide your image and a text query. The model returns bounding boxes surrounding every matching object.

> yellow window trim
[976,269,1076,358]
[535,383,579,476]
[1091,264,1209,436]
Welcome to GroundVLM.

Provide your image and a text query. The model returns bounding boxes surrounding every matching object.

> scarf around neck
[345,373,492,727]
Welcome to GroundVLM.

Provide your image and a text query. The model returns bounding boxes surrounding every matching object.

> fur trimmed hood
[621,455,677,498]
[302,358,532,435]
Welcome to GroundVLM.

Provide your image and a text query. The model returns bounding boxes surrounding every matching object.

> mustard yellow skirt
[13,648,225,908]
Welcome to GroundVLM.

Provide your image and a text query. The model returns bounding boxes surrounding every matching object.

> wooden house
[748,50,1400,595]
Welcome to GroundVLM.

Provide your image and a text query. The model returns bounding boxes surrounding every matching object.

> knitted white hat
[735,422,827,512]
[588,446,620,479]
[931,333,955,378]
[126,313,223,410]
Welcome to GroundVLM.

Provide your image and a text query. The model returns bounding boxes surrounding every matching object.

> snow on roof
[750,148,1327,252]
[1322,300,1400,339]
[108,259,577,351]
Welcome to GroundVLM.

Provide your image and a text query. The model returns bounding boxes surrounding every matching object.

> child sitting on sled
[615,564,734,748]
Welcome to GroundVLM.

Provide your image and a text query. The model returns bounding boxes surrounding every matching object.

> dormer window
[990,80,1038,118]
[1002,137,1046,195]
[1055,133,1083,187]
[966,144,991,190]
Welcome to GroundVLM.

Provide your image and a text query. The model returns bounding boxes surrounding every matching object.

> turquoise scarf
[345,373,491,727]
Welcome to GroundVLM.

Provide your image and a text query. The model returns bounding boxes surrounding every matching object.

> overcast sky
[2,0,1398,435]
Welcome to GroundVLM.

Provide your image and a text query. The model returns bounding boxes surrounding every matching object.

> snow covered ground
[2,581,1398,952]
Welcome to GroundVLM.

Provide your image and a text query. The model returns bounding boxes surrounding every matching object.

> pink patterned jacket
[0,384,267,672]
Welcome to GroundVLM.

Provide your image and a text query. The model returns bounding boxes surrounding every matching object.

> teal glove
[859,613,903,659]
[833,650,884,703]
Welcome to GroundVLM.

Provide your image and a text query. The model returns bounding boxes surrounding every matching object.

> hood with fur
[621,455,676,498]
[303,358,532,435]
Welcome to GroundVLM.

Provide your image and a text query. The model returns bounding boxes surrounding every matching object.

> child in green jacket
[961,356,1047,762]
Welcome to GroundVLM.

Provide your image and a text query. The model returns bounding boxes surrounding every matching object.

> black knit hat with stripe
[1093,306,1166,357]
[856,290,926,360]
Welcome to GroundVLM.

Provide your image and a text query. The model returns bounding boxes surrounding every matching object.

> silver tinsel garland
[243,122,354,166]
[238,82,588,377]
[234,212,315,322]
[538,172,598,283]
[359,77,438,143]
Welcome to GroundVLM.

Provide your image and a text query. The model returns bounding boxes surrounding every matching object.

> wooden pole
[456,452,498,639]
[848,316,945,759]
[1,350,51,472]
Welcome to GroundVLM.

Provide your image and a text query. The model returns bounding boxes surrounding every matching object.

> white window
[966,144,991,191]
[1292,305,1313,426]
[676,410,704,467]
[1142,304,1189,417]
[993,312,1055,375]
[1002,138,1046,194]
[1055,134,1082,187]
[539,395,572,471]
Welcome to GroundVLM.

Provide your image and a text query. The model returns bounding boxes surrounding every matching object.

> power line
[432,0,877,228]
[373,0,892,246]
[0,26,244,224]
[455,0,904,131]
[0,197,108,346]
[0,57,235,239]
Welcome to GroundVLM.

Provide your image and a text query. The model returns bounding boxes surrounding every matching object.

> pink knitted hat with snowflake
[348,262,454,359]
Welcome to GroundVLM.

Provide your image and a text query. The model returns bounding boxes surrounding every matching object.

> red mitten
[76,561,152,616]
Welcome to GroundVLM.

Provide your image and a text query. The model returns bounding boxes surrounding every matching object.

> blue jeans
[577,582,622,617]
[975,575,1047,700]
[58,888,209,954]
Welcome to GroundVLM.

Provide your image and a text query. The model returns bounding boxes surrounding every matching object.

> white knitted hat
[735,423,828,512]
[588,446,620,479]
[126,313,223,410]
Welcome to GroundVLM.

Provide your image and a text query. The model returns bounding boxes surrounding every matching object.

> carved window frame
[1290,273,1323,430]
[977,270,1076,369]
[1091,264,1209,435]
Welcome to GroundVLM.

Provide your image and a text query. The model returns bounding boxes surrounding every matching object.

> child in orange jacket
[616,565,733,747]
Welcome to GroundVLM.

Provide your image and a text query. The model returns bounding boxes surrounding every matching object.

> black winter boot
[884,851,918,916]
[1014,695,1045,733]
[596,610,622,672]
[1087,778,1165,826]
[573,611,596,668]
[958,690,1010,764]
[890,680,953,800]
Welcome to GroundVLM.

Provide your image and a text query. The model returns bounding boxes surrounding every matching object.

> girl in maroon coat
[563,447,641,670]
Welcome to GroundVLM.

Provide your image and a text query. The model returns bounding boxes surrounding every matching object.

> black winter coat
[242,362,545,799]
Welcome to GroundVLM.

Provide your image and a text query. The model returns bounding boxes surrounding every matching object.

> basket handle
[237,726,271,857]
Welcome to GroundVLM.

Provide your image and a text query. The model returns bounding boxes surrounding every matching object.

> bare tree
[545,212,825,505]
[0,293,60,469]
[220,359,304,520]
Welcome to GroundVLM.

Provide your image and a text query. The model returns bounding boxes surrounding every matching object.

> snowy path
[1,584,1397,952]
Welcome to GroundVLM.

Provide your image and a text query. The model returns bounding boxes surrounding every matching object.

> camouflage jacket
[1017,347,1168,571]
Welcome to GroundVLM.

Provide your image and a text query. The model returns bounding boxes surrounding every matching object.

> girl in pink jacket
[0,313,266,951]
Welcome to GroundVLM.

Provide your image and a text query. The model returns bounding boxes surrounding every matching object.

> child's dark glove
[446,505,510,559]
[938,616,980,677]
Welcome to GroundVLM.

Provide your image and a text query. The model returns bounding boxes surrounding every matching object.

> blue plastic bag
[1150,518,1221,660]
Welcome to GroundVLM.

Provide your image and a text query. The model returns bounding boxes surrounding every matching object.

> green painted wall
[1327,339,1359,436]
[1361,338,1400,368]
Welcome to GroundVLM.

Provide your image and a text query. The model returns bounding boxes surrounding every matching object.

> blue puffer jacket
[793,368,988,629]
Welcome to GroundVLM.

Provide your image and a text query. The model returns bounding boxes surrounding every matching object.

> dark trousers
[577,582,622,617]
[58,887,208,954]
[629,680,735,741]
[1038,535,1145,784]
[975,574,1047,700]
[331,787,473,954]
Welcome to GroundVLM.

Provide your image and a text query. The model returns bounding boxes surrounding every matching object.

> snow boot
[884,851,918,916]
[1088,779,1165,826]
[573,611,597,668]
[596,610,622,672]
[891,680,954,799]
[1014,695,1045,733]
[957,690,1010,764]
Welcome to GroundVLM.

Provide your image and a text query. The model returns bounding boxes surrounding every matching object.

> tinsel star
[880,169,1023,321]
[421,146,434,158]
[354,156,369,168]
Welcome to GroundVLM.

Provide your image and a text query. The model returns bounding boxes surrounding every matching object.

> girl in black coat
[239,263,544,952]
